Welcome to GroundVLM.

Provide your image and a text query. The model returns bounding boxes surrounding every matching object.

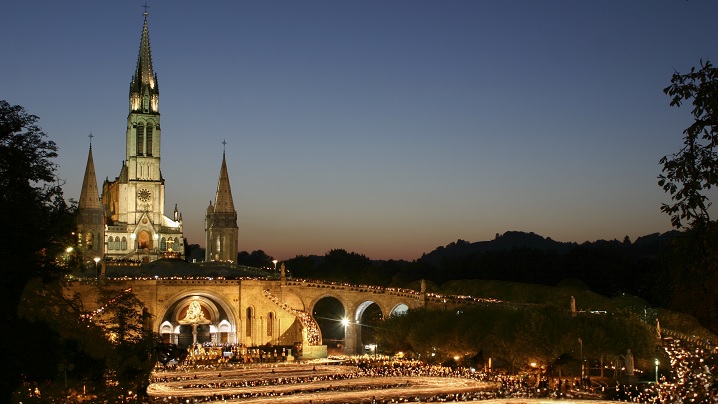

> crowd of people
[147,357,597,403]
[172,342,294,368]
[145,338,718,403]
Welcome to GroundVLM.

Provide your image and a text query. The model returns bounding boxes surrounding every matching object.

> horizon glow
[2,1,717,260]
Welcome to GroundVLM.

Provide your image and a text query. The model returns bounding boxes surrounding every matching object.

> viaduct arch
[67,277,427,355]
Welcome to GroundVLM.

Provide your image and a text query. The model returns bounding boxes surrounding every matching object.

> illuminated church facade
[76,13,238,264]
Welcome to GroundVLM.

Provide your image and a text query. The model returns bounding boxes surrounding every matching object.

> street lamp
[272,259,278,270]
[578,337,584,382]
[655,359,660,383]
[65,247,73,265]
[93,257,100,280]
[341,318,349,354]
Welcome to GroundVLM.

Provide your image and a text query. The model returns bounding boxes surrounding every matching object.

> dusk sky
[3,1,718,261]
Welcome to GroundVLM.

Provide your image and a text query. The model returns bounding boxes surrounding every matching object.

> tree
[236,249,274,268]
[659,60,718,230]
[659,61,718,334]
[95,288,158,398]
[16,278,111,399]
[0,100,72,400]
[319,249,372,283]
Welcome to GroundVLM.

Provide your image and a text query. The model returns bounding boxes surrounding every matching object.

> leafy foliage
[93,288,159,398]
[658,62,718,334]
[660,60,718,230]
[378,306,658,371]
[0,100,75,400]
[236,249,275,268]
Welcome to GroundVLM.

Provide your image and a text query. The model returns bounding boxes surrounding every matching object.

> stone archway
[137,230,152,249]
[390,303,409,317]
[311,296,345,354]
[355,301,383,350]
[158,292,237,349]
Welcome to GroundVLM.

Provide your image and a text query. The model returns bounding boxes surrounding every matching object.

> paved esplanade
[147,362,617,403]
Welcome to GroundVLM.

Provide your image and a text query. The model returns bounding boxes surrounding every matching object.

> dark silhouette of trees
[658,61,718,334]
[184,240,204,262]
[378,306,659,374]
[95,289,158,399]
[236,249,274,268]
[660,60,718,230]
[0,100,74,400]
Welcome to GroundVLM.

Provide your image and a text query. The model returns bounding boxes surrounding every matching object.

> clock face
[137,188,151,202]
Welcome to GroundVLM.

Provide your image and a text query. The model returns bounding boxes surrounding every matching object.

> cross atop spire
[88,132,94,148]
[142,2,150,19]
[222,139,227,156]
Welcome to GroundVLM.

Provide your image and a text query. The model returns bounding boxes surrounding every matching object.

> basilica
[75,12,238,265]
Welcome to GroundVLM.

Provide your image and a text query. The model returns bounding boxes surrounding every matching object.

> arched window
[136,123,144,155]
[160,237,166,251]
[114,236,120,250]
[107,236,114,250]
[86,232,93,250]
[246,307,253,337]
[174,238,180,251]
[121,236,127,250]
[267,312,274,336]
[146,125,153,156]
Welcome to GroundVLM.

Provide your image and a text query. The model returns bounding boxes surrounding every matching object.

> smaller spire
[79,146,102,210]
[213,153,236,213]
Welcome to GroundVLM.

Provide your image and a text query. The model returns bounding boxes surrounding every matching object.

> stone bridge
[66,276,461,355]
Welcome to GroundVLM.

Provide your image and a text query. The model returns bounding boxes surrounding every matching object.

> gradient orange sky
[3,1,717,260]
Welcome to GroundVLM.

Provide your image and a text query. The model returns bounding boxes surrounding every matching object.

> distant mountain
[418,231,576,267]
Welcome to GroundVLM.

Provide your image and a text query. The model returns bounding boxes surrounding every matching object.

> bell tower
[126,10,161,183]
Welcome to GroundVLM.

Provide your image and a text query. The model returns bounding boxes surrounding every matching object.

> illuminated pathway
[146,363,621,403]
[147,334,718,403]
[147,363,500,402]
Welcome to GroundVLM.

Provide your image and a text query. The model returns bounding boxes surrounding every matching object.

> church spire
[206,149,238,262]
[77,136,105,262]
[214,153,236,213]
[129,11,159,113]
[79,142,101,210]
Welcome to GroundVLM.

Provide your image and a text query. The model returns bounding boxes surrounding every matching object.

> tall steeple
[206,148,239,262]
[129,11,159,115]
[125,9,162,170]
